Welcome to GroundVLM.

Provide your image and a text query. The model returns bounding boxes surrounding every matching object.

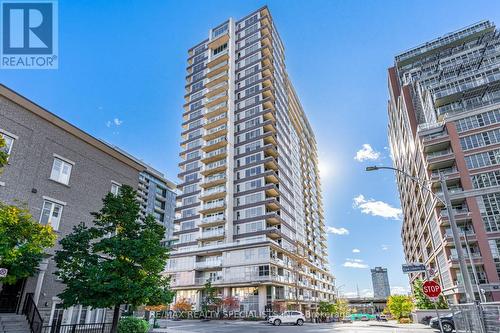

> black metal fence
[41,323,113,333]
[22,293,43,333]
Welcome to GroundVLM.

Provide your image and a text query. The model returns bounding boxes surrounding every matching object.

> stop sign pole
[423,280,444,333]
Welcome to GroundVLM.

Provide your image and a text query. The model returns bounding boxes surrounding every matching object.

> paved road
[153,320,436,333]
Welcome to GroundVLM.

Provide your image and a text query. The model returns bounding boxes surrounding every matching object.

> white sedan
[268,311,305,326]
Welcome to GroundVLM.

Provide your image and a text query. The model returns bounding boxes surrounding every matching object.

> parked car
[376,314,388,322]
[429,313,455,333]
[268,311,305,326]
[341,317,353,323]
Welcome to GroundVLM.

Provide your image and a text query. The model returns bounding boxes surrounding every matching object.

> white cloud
[343,258,369,269]
[353,194,402,220]
[354,144,381,162]
[381,244,389,251]
[352,248,361,253]
[106,121,112,128]
[326,226,349,235]
[113,118,123,126]
[391,286,410,295]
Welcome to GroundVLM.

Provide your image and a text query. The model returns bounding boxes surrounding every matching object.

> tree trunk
[110,304,121,333]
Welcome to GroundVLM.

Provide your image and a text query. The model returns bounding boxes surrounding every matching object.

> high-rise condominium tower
[388,21,500,303]
[165,6,335,313]
[371,267,391,298]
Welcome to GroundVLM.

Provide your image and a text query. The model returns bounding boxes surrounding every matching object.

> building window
[0,133,15,156]
[258,265,269,276]
[50,157,73,185]
[111,182,121,195]
[40,200,64,230]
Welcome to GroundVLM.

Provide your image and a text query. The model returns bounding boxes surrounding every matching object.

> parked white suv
[268,311,305,326]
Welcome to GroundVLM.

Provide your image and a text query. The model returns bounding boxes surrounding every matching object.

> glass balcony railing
[201,214,225,224]
[200,229,225,238]
[203,173,226,183]
[195,260,222,269]
[201,186,226,197]
[202,200,225,210]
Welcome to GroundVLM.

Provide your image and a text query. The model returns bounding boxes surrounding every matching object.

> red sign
[423,280,442,298]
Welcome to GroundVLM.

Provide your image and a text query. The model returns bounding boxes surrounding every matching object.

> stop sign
[423,280,442,298]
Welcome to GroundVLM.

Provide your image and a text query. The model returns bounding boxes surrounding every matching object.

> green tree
[413,279,448,309]
[0,203,56,284]
[54,185,174,333]
[386,295,414,319]
[318,301,333,314]
[200,280,219,313]
[0,137,8,169]
[333,298,350,317]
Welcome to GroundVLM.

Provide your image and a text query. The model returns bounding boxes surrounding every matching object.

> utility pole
[440,175,475,303]
[463,220,487,303]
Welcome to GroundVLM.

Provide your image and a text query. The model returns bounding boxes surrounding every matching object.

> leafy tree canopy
[386,295,414,319]
[54,185,174,313]
[0,203,56,284]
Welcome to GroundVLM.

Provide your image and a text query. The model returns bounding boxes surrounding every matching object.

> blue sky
[2,0,500,297]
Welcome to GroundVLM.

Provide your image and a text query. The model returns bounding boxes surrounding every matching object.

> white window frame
[39,197,66,230]
[0,129,17,158]
[50,155,74,185]
[111,181,121,195]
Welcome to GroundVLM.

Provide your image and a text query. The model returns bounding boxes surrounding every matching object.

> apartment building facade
[166,7,335,313]
[388,21,500,302]
[371,267,390,299]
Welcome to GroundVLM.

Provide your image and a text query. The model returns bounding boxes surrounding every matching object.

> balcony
[206,71,229,89]
[204,101,228,118]
[202,136,227,153]
[195,276,223,285]
[199,214,226,227]
[265,212,282,225]
[431,167,460,180]
[200,185,226,201]
[264,170,279,184]
[195,260,223,270]
[207,60,228,75]
[203,124,228,141]
[201,147,227,164]
[199,228,225,241]
[205,81,228,98]
[265,183,279,197]
[200,159,227,176]
[199,200,225,214]
[204,113,227,130]
[200,173,226,189]
[266,227,282,240]
[205,92,228,109]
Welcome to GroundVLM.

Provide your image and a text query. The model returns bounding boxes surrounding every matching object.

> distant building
[137,166,177,246]
[371,267,390,298]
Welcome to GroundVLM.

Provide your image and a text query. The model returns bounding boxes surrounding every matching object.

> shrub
[398,317,412,324]
[118,317,149,333]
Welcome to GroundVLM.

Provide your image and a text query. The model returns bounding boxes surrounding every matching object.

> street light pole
[365,166,476,303]
[439,175,475,303]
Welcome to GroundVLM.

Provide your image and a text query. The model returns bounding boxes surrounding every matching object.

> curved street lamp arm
[366,166,446,206]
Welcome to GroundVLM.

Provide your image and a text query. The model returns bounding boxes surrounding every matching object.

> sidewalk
[367,320,432,330]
